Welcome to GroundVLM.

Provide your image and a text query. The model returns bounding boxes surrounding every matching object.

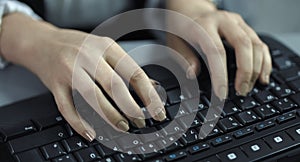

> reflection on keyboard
[1,35,300,162]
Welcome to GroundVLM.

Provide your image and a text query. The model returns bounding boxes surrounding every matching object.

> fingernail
[218,86,227,100]
[84,130,95,142]
[264,74,270,84]
[150,79,160,86]
[239,82,249,96]
[133,117,146,128]
[117,121,129,132]
[186,67,196,79]
[155,109,166,121]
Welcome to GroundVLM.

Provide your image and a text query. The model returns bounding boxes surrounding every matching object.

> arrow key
[62,136,88,152]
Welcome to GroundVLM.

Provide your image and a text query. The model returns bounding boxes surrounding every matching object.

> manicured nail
[117,121,129,132]
[238,82,249,96]
[133,117,146,128]
[218,86,227,100]
[155,109,166,121]
[186,67,196,79]
[150,79,160,86]
[84,130,95,142]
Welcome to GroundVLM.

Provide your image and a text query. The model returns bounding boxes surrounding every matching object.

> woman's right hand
[0,13,166,141]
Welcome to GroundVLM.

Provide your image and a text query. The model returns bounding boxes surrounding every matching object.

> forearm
[0,13,58,70]
[167,0,217,19]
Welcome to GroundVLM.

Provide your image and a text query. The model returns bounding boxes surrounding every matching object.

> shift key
[8,125,68,154]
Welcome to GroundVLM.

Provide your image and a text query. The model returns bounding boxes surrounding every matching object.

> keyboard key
[264,132,294,150]
[198,102,209,111]
[95,144,115,157]
[181,98,205,113]
[254,104,278,119]
[288,79,300,92]
[272,98,296,112]
[233,126,254,139]
[166,104,188,120]
[62,136,88,152]
[290,93,300,106]
[222,101,241,117]
[211,135,232,146]
[179,115,202,129]
[100,157,116,162]
[273,56,294,70]
[276,111,296,124]
[188,143,210,154]
[8,125,69,154]
[148,159,164,162]
[241,139,272,161]
[15,149,45,162]
[156,137,183,152]
[278,67,300,82]
[199,155,220,162]
[271,85,293,97]
[256,119,275,131]
[117,134,142,150]
[180,129,199,145]
[164,150,187,162]
[136,143,161,160]
[53,154,77,162]
[41,142,66,160]
[139,127,162,143]
[74,147,101,162]
[198,109,221,122]
[167,88,181,104]
[206,126,223,138]
[217,147,249,161]
[114,152,142,162]
[0,120,37,140]
[218,116,241,132]
[236,110,260,125]
[286,125,300,142]
[254,91,276,104]
[271,49,282,57]
[157,121,183,136]
[234,97,259,110]
[33,115,64,130]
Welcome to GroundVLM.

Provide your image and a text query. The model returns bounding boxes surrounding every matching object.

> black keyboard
[1,35,300,162]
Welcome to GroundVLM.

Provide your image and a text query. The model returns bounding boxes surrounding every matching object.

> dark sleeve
[18,0,44,18]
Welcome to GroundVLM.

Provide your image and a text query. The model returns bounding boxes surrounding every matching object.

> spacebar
[7,125,68,154]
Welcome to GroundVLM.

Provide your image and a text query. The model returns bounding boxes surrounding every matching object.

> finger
[167,33,201,79]
[238,22,264,89]
[197,24,228,99]
[53,86,96,142]
[94,59,147,127]
[219,20,253,96]
[260,44,272,84]
[73,68,130,131]
[102,41,166,121]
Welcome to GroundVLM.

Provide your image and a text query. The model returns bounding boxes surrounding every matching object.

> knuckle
[235,35,252,48]
[253,41,265,50]
[103,74,123,92]
[220,10,231,17]
[130,68,146,83]
[239,68,252,80]
[101,37,115,45]
[262,42,269,51]
[232,13,243,21]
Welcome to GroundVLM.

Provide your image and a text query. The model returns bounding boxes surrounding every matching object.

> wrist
[0,13,58,67]
[167,0,217,19]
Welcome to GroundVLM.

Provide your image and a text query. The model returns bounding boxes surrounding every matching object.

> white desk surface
[1,33,300,107]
